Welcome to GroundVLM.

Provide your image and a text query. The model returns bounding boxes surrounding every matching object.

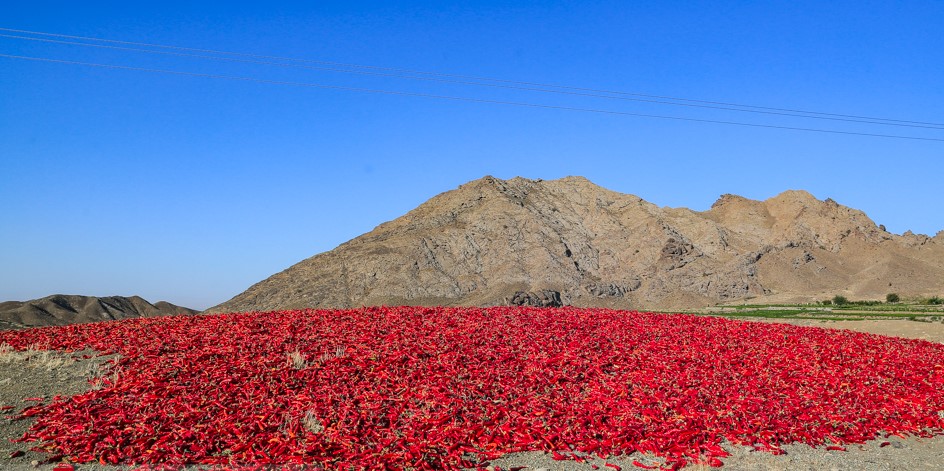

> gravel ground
[484,435,944,470]
[2,319,943,470]
[0,345,118,470]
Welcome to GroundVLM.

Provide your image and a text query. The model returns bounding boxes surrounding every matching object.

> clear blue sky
[2,1,942,310]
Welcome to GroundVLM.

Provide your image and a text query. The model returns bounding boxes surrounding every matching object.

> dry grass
[279,410,324,438]
[302,410,324,434]
[89,367,121,390]
[0,343,68,370]
[286,350,307,369]
[1,342,111,390]
[286,346,346,370]
[311,345,347,364]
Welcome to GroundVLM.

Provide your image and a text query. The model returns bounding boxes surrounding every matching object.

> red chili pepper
[0,306,942,469]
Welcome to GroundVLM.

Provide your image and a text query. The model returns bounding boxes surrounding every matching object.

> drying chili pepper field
[2,306,944,470]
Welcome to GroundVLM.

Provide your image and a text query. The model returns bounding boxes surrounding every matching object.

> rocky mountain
[0,295,199,330]
[209,176,944,313]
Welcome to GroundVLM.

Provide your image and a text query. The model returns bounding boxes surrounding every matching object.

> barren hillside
[209,176,944,313]
[0,295,199,329]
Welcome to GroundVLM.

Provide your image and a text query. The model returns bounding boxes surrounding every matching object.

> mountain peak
[208,177,944,313]
[769,189,819,202]
[710,193,753,210]
[0,294,199,329]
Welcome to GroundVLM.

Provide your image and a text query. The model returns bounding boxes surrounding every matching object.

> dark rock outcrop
[508,290,563,308]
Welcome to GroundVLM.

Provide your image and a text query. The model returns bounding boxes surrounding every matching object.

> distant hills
[0,295,198,330]
[208,176,944,313]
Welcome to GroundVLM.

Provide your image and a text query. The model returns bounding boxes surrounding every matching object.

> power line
[2,32,943,131]
[2,26,942,129]
[2,52,942,143]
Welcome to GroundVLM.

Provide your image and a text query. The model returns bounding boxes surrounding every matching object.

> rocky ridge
[209,176,944,313]
[0,295,199,329]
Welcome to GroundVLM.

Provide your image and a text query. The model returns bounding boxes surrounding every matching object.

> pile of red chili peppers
[2,306,942,469]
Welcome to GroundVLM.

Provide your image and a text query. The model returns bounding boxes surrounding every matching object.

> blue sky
[2,1,942,310]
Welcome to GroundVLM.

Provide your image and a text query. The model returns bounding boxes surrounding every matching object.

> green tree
[886,293,900,303]
[832,295,849,306]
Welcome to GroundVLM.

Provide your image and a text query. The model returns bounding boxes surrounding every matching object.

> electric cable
[2,26,942,128]
[2,52,941,142]
[2,32,943,130]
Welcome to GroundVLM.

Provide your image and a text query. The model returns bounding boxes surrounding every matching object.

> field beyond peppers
[2,307,944,470]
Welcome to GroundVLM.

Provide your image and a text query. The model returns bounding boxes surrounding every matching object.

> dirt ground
[2,318,944,470]
[487,434,944,470]
[0,346,118,470]
[744,317,944,344]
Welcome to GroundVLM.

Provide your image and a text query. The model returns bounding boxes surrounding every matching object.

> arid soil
[487,434,944,470]
[745,318,944,344]
[0,346,118,469]
[2,318,943,470]
[209,176,944,314]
